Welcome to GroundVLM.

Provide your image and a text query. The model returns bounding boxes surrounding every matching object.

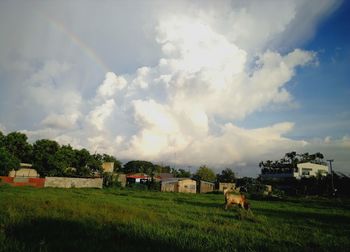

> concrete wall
[178,179,196,194]
[44,177,103,189]
[116,173,126,187]
[161,181,178,192]
[0,176,45,188]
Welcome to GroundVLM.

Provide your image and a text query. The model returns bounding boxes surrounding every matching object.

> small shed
[161,178,196,194]
[199,180,215,193]
[218,182,236,192]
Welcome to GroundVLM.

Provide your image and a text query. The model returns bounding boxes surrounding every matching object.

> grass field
[0,186,350,251]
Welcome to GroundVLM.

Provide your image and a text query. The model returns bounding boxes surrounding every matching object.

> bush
[103,173,121,188]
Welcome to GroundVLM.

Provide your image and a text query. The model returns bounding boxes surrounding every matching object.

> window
[302,168,312,176]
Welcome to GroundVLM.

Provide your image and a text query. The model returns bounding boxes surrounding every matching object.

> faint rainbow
[41,12,110,72]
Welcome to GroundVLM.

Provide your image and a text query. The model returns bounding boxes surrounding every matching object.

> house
[8,163,39,178]
[261,162,329,180]
[126,173,151,184]
[198,180,215,193]
[218,182,236,192]
[295,162,328,178]
[161,178,197,193]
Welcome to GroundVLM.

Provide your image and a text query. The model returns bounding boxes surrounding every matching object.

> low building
[126,173,150,184]
[218,182,236,192]
[161,178,196,193]
[198,180,215,193]
[261,162,329,180]
[8,163,39,178]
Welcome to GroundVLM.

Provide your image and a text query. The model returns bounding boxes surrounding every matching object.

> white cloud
[41,112,81,130]
[0,0,347,175]
[87,99,116,131]
[97,72,127,98]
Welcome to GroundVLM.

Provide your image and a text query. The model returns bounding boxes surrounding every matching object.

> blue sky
[0,0,349,176]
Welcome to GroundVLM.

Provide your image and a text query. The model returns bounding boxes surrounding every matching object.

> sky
[0,0,349,177]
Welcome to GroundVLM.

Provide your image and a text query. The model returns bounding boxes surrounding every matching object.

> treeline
[0,131,120,177]
[0,131,237,183]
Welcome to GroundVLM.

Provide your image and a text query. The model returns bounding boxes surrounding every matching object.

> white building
[294,162,328,179]
[261,162,329,180]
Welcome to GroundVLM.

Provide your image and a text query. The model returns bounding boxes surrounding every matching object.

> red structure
[0,176,45,188]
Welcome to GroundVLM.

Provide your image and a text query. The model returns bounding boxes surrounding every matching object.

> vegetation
[216,168,236,183]
[0,130,121,178]
[193,165,216,182]
[0,186,349,251]
[171,168,191,178]
[260,151,326,174]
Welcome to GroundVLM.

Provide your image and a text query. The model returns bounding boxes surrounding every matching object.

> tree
[217,168,236,183]
[0,131,4,148]
[72,148,92,177]
[32,139,61,176]
[194,165,216,182]
[123,160,155,174]
[0,147,20,176]
[154,164,171,174]
[89,153,103,175]
[55,145,77,176]
[3,132,32,163]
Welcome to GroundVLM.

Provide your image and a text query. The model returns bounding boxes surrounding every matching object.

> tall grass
[0,186,349,251]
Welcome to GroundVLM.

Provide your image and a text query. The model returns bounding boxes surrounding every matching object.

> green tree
[194,165,216,182]
[154,164,171,174]
[32,139,61,176]
[123,160,155,174]
[0,131,4,147]
[3,131,32,163]
[0,147,20,176]
[55,145,77,176]
[217,168,236,183]
[177,168,191,178]
[72,148,92,177]
[89,153,103,176]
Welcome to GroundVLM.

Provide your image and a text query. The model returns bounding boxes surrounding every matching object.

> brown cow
[224,188,250,210]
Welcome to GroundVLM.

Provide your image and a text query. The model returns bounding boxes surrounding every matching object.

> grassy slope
[0,186,349,252]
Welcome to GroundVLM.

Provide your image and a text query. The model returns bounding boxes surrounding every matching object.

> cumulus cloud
[87,99,116,131]
[1,0,347,175]
[97,72,127,98]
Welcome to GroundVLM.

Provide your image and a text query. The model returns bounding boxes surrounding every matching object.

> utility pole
[327,159,335,196]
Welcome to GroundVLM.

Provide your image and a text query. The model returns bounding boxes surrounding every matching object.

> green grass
[0,186,350,251]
